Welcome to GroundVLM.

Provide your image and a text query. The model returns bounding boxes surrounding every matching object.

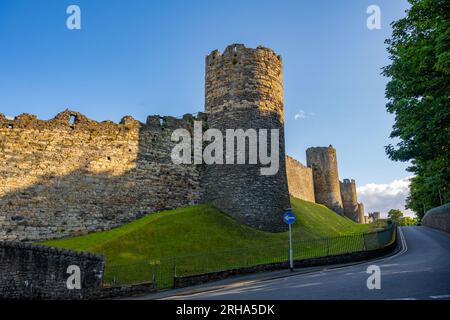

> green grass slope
[39,197,380,287]
[40,197,371,265]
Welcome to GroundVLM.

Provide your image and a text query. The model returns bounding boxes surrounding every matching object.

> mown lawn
[39,197,376,287]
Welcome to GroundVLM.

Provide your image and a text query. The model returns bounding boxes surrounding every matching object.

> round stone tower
[202,44,290,232]
[357,203,365,224]
[340,179,359,221]
[306,146,344,215]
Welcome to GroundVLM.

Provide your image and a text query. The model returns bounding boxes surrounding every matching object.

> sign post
[283,209,296,272]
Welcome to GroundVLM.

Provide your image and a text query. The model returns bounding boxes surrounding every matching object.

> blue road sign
[283,211,296,225]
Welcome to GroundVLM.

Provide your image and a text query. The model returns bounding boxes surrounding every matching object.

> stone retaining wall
[422,203,450,233]
[0,241,104,299]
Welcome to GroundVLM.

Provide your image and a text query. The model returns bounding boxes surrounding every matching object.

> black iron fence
[103,225,396,290]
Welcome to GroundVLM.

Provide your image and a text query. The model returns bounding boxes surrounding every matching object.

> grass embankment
[40,197,374,287]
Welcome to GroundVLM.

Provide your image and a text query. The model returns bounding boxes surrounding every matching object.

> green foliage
[39,198,383,287]
[388,209,404,223]
[400,216,419,226]
[39,198,371,263]
[383,0,450,219]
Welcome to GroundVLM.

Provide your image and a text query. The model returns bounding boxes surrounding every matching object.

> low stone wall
[174,228,398,288]
[93,283,156,299]
[0,241,104,299]
[422,203,450,233]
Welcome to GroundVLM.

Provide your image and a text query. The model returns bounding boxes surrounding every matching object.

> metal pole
[173,257,177,278]
[289,224,293,272]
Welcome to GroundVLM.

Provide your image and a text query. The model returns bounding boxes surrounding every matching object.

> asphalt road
[162,226,450,300]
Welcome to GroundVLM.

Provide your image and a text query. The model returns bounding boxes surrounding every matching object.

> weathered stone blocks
[306,145,344,215]
[202,44,290,232]
[340,179,359,222]
[286,156,315,202]
[0,241,104,299]
[0,110,202,241]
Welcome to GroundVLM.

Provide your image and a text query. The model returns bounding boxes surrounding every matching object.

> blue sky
[0,0,413,214]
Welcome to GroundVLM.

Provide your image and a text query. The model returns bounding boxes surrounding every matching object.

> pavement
[133,226,450,300]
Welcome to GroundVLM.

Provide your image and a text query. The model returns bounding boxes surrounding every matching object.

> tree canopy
[383,0,450,219]
[388,209,404,224]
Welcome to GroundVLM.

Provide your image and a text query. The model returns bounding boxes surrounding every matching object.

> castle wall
[0,111,202,241]
[369,212,381,221]
[340,179,359,222]
[285,156,315,202]
[306,146,344,215]
[202,44,290,232]
[0,44,362,241]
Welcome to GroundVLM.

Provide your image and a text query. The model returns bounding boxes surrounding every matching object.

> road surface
[160,226,450,300]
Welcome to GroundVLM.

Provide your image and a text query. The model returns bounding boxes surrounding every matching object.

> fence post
[173,257,177,278]
[152,261,157,287]
[362,233,367,251]
[326,238,330,256]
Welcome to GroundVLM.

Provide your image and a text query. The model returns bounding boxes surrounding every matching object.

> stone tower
[340,179,359,222]
[202,44,290,232]
[306,145,344,215]
[357,203,365,224]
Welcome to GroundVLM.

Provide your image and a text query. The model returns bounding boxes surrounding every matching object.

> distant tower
[306,145,344,215]
[357,203,365,224]
[369,211,380,222]
[340,179,359,222]
[202,44,290,232]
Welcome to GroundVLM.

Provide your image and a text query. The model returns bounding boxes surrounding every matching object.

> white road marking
[292,282,321,288]
[379,264,399,267]
[389,298,417,300]
[160,227,410,300]
[430,294,450,299]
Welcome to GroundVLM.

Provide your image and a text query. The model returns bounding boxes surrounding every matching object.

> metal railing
[103,226,396,290]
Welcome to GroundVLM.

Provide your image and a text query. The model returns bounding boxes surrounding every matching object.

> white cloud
[294,110,315,121]
[357,176,416,218]
[5,116,14,120]
[294,110,306,120]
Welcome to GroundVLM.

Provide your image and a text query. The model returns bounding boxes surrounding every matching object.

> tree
[388,209,404,224]
[383,0,450,219]
[400,216,419,226]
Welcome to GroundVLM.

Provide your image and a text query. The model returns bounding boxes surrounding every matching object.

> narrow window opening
[8,124,13,129]
[107,156,111,161]
[69,114,76,125]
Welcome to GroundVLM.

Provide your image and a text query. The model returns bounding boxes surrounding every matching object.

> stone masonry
[285,156,315,202]
[0,111,203,241]
[340,179,359,222]
[306,146,344,215]
[0,241,104,299]
[0,44,367,242]
[357,202,365,224]
[202,44,291,232]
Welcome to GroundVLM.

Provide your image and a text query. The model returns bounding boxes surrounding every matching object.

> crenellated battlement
[205,44,284,118]
[0,110,206,132]
[0,110,139,131]
[342,178,356,185]
[205,44,281,66]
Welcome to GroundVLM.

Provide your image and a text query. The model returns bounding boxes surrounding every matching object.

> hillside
[40,197,371,265]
